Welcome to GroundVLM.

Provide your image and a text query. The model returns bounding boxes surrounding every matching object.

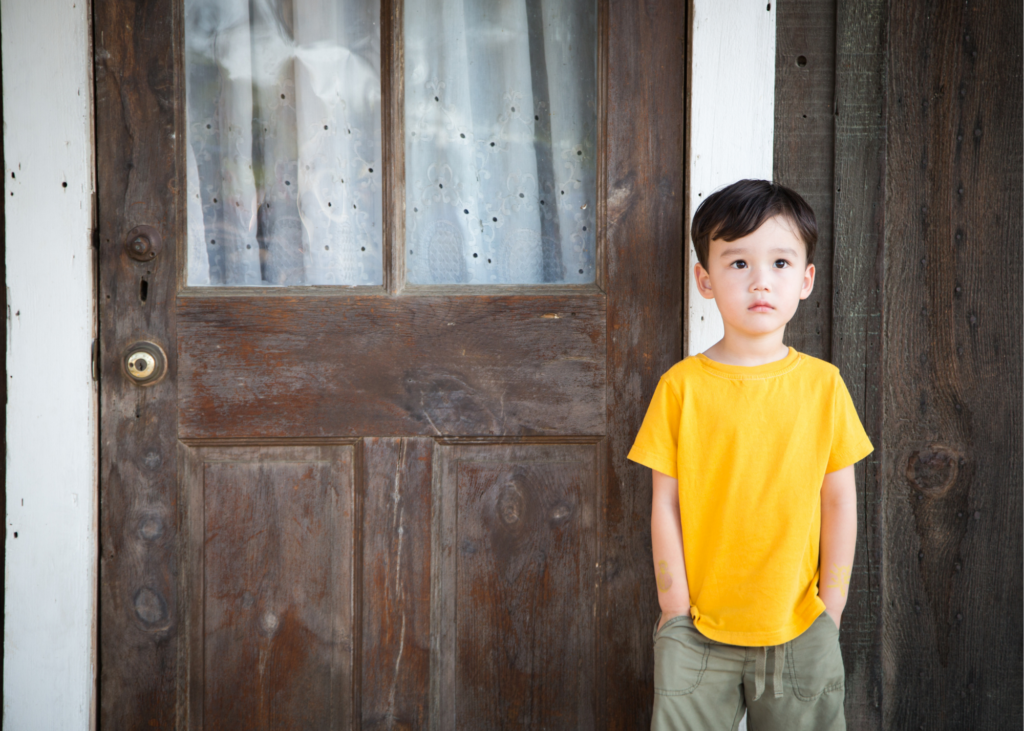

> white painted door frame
[3,0,97,728]
[0,1,773,727]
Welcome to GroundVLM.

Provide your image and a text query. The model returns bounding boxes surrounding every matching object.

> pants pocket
[654,619,710,696]
[786,613,845,701]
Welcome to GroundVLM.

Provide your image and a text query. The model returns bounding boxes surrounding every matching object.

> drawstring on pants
[753,643,786,700]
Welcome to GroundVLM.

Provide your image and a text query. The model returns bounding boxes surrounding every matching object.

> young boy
[628,180,873,731]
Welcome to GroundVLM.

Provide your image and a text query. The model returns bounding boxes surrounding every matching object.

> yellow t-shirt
[627,347,873,646]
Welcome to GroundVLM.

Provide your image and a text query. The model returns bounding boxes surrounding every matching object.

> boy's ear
[694,263,715,300]
[799,263,816,300]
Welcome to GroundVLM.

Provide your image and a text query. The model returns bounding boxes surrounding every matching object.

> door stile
[601,0,685,728]
[96,0,182,725]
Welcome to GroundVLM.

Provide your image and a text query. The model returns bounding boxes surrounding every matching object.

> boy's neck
[701,328,790,367]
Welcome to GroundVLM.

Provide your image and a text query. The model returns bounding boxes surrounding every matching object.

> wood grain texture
[95,0,180,726]
[382,0,404,294]
[773,0,835,361]
[432,443,598,730]
[178,294,606,439]
[882,0,1023,727]
[831,0,887,727]
[186,444,355,730]
[362,437,433,730]
[603,0,684,726]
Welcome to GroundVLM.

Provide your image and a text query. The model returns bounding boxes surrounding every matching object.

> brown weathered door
[96,1,683,728]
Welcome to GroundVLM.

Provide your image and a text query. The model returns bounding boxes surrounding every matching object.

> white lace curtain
[186,0,595,286]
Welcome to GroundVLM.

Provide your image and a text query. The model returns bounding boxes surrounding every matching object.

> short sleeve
[627,376,682,478]
[826,374,874,473]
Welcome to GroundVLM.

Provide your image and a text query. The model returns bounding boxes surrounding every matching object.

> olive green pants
[651,612,846,731]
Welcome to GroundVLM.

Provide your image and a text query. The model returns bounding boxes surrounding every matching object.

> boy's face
[694,215,815,339]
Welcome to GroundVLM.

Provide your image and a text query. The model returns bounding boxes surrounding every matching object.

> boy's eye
[774,259,790,268]
[730,260,747,269]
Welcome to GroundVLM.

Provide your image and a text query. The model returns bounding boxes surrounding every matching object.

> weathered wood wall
[774,0,835,362]
[779,0,1022,727]
[881,0,1022,726]
[776,2,888,728]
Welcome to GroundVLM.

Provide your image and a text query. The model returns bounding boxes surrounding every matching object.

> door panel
[434,443,598,729]
[181,444,356,730]
[97,0,684,728]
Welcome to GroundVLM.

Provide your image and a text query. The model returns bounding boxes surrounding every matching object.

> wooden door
[96,1,683,728]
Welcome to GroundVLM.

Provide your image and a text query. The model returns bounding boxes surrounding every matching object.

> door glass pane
[185,0,382,286]
[405,0,597,285]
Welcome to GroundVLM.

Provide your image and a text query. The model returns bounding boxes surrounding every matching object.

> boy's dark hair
[690,179,818,269]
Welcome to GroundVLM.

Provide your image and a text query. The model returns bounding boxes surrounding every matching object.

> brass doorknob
[122,341,167,386]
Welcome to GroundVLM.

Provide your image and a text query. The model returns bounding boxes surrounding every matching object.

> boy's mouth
[749,300,774,312]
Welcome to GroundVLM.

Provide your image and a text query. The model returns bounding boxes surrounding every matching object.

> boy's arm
[818,464,858,629]
[651,469,691,631]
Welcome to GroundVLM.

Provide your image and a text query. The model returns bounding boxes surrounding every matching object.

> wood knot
[137,516,164,541]
[498,483,525,526]
[907,445,961,498]
[133,587,168,627]
[259,610,280,636]
[549,501,572,526]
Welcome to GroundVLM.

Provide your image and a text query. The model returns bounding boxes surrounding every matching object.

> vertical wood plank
[687,0,776,355]
[604,0,684,725]
[95,0,180,726]
[773,0,836,360]
[882,0,1023,727]
[2,0,97,726]
[362,437,433,730]
[831,0,887,727]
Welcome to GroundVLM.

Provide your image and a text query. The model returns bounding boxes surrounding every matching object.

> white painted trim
[687,0,776,355]
[3,0,97,728]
